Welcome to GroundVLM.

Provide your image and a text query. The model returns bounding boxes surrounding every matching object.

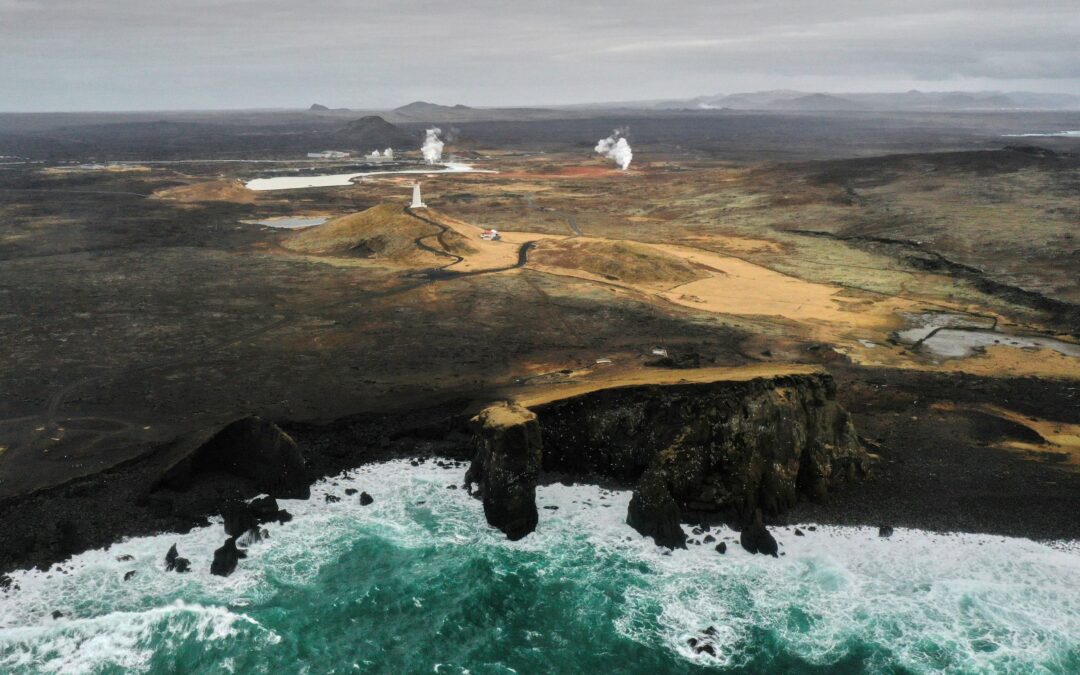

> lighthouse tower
[410,183,426,209]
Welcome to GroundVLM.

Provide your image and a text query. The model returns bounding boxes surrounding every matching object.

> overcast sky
[2,0,1078,111]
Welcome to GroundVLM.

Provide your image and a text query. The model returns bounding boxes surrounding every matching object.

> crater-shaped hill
[282,203,472,262]
[151,179,255,203]
[335,116,415,150]
[530,238,708,286]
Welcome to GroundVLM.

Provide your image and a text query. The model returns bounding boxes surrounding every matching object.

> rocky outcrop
[535,373,871,548]
[464,403,543,540]
[739,510,778,557]
[210,538,240,577]
[626,468,687,549]
[164,544,190,573]
[156,417,309,499]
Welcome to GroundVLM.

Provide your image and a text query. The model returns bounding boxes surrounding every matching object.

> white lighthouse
[410,183,426,209]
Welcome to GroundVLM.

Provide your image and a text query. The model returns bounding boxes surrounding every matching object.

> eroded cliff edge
[467,372,872,547]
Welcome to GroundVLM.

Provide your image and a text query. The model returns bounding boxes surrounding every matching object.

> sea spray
[2,460,1078,673]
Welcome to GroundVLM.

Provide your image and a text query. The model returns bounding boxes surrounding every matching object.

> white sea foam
[2,460,1078,673]
[244,163,497,191]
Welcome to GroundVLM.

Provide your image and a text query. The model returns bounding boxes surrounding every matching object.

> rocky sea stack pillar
[465,402,543,540]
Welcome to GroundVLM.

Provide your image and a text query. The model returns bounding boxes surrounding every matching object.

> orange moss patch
[530,238,708,286]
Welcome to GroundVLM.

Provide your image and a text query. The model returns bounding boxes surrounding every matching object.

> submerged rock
[211,538,240,577]
[465,402,542,540]
[740,510,778,557]
[359,492,374,506]
[123,570,136,581]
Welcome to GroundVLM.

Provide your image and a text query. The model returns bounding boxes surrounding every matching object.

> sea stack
[465,402,543,540]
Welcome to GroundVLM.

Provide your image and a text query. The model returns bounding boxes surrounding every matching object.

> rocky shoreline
[2,368,1080,578]
[466,373,870,550]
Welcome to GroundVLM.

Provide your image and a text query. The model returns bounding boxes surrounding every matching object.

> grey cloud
[1,1,1077,111]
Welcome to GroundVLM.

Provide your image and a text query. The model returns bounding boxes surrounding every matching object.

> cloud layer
[1,1,1076,111]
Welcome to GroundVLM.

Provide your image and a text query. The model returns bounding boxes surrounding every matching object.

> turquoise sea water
[2,460,1079,674]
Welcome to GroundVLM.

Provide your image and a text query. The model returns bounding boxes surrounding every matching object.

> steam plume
[422,128,444,164]
[595,129,632,170]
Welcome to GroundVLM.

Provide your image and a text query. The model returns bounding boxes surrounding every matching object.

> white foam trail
[2,460,1078,673]
[422,128,445,164]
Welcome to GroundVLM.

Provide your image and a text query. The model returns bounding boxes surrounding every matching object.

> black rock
[325,494,341,503]
[116,554,134,562]
[626,470,687,550]
[173,558,191,573]
[164,544,180,571]
[248,496,285,524]
[703,535,716,543]
[687,637,698,647]
[156,417,310,499]
[543,505,559,511]
[52,610,63,620]
[345,488,358,496]
[222,502,259,539]
[123,571,136,581]
[879,525,894,538]
[715,542,727,554]
[696,643,716,657]
[211,538,241,577]
[703,626,717,636]
[740,510,778,557]
[808,526,817,531]
[359,492,374,506]
[0,574,13,591]
[278,510,293,523]
[794,528,805,537]
[467,404,542,541]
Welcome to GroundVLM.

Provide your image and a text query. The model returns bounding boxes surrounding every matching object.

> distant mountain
[387,100,568,123]
[335,116,415,150]
[309,103,330,111]
[771,93,870,111]
[393,101,474,119]
[590,89,1080,112]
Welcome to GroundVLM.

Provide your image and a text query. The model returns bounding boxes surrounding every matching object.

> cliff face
[469,373,870,547]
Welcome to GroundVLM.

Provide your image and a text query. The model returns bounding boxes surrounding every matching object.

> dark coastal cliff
[464,403,543,540]
[468,373,872,547]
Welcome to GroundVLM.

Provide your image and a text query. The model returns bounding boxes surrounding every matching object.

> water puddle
[245,162,496,191]
[897,312,1080,359]
[240,216,328,229]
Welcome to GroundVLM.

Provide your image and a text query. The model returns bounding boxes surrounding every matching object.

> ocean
[2,459,1078,674]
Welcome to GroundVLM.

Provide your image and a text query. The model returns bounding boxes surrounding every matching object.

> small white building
[307,150,350,159]
[480,229,500,241]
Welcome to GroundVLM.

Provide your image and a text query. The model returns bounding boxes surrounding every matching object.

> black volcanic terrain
[1,106,1079,573]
